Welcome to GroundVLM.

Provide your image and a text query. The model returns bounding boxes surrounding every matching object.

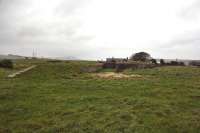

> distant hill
[0,54,26,60]
[54,56,79,61]
[0,54,80,61]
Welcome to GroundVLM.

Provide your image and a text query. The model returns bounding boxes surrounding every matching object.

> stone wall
[103,62,156,72]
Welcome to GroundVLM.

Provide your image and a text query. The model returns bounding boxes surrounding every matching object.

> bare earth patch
[92,72,142,79]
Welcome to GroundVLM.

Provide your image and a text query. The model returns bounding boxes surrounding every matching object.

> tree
[130,52,151,62]
[160,59,165,65]
[0,59,13,69]
[151,59,157,64]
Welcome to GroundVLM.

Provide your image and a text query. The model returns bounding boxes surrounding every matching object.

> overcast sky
[0,0,200,60]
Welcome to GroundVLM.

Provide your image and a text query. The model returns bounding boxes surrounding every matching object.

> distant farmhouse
[106,52,153,63]
[102,52,200,72]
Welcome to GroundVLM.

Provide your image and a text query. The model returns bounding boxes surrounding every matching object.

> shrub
[102,62,116,69]
[179,62,185,66]
[151,59,157,64]
[0,59,14,69]
[169,61,185,66]
[170,61,179,65]
[189,61,200,66]
[160,59,165,65]
[115,63,128,72]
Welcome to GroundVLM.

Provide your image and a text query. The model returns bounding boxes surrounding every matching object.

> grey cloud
[162,30,200,48]
[0,0,29,17]
[154,30,200,59]
[55,0,90,16]
[0,0,95,59]
[1,0,198,60]
[0,0,93,41]
[17,26,46,38]
[179,0,200,19]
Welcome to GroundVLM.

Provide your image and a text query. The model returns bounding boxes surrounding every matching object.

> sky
[0,0,200,60]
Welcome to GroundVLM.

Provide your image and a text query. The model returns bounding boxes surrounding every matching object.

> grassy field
[0,59,200,133]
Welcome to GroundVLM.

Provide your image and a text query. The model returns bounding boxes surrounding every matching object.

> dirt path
[8,65,37,78]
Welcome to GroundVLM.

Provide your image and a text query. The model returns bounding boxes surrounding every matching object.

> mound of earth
[92,72,142,79]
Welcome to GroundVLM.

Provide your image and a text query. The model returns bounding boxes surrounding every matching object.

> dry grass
[92,72,142,79]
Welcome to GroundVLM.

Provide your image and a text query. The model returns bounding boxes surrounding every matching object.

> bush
[160,59,165,65]
[0,59,14,69]
[103,62,116,69]
[115,63,129,72]
[169,61,185,66]
[189,61,200,66]
[151,59,157,64]
[179,62,185,66]
[170,61,179,65]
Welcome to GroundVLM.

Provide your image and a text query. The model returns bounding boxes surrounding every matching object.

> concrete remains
[8,65,37,78]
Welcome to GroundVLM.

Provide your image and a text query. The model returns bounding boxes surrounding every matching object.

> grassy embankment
[0,59,200,133]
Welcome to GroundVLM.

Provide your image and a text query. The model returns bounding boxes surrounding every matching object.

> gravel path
[8,65,37,78]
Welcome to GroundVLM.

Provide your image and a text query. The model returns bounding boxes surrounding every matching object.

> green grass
[0,59,200,133]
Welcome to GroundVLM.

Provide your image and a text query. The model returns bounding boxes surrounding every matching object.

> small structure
[106,57,128,63]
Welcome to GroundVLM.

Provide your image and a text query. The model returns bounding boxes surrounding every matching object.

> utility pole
[35,49,37,58]
[32,49,37,58]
